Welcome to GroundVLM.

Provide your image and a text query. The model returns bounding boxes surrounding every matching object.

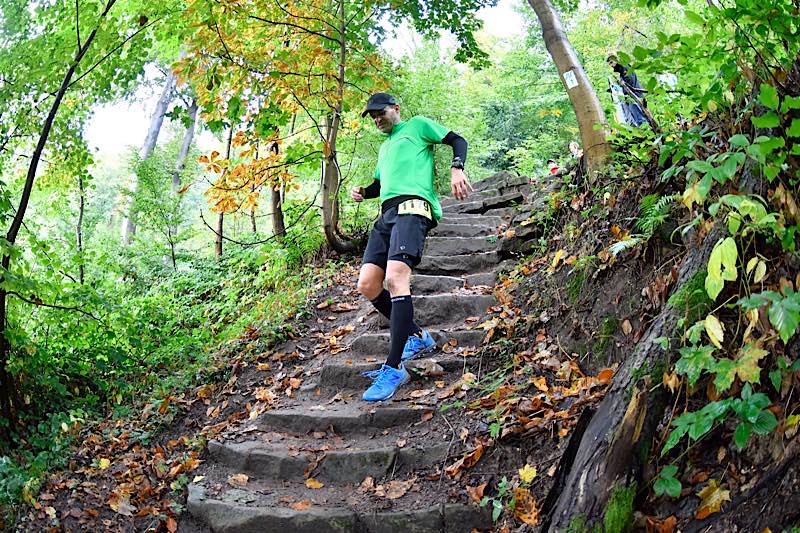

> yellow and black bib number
[397,199,432,220]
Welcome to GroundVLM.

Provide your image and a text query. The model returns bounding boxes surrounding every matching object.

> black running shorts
[362,206,431,269]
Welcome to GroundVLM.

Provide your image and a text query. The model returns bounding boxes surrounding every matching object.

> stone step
[187,484,490,533]
[424,236,498,256]
[465,271,497,287]
[349,328,484,356]
[411,274,464,294]
[417,252,500,275]
[439,213,504,225]
[472,171,528,192]
[411,293,495,326]
[439,188,501,208]
[429,223,496,238]
[441,190,523,215]
[208,438,450,484]
[318,352,481,391]
[257,402,430,435]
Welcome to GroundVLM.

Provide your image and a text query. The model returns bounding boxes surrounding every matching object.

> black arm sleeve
[441,131,468,165]
[362,179,381,199]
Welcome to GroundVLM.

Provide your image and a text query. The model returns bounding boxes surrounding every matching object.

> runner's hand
[450,168,472,201]
[350,186,364,202]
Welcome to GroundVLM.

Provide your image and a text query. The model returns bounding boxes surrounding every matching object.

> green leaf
[767,292,800,344]
[705,237,738,300]
[752,410,777,435]
[676,345,716,386]
[712,358,736,392]
[734,422,751,449]
[769,369,782,392]
[758,84,780,110]
[684,10,705,25]
[751,112,780,129]
[687,159,714,174]
[654,465,682,498]
[787,119,800,138]
[632,45,649,61]
[781,95,800,112]
[728,134,750,148]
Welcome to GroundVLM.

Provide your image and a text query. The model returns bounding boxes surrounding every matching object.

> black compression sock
[386,295,415,368]
[372,289,421,334]
[370,289,392,320]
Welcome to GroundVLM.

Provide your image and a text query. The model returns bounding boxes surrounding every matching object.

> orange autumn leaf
[512,487,540,526]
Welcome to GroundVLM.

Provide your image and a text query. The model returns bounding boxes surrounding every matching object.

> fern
[635,194,677,236]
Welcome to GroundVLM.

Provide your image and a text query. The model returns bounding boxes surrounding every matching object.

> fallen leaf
[98,458,111,470]
[192,475,205,483]
[551,249,566,270]
[518,464,538,484]
[290,500,313,510]
[410,389,433,398]
[597,368,615,383]
[621,319,633,336]
[359,476,375,492]
[513,487,540,526]
[445,443,486,478]
[695,479,730,519]
[227,473,249,487]
[108,492,136,516]
[530,376,549,392]
[166,516,178,533]
[421,411,434,422]
[255,388,277,403]
[381,477,416,499]
[305,478,324,489]
[466,482,487,504]
[644,515,677,533]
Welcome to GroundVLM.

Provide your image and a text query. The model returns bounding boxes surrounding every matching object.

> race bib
[397,199,432,220]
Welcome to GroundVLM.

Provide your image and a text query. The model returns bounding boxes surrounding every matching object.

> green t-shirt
[373,116,450,222]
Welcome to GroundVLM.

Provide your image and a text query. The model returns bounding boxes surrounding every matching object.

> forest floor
[12,168,800,532]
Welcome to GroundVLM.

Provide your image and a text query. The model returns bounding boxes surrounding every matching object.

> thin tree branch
[7,291,99,320]
[75,0,82,51]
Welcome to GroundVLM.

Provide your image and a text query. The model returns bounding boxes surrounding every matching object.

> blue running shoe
[362,364,409,401]
[401,330,435,362]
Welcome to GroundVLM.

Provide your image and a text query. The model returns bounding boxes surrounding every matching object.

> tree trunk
[214,127,234,259]
[319,0,356,253]
[270,186,284,237]
[527,0,610,175]
[77,174,86,284]
[215,213,223,259]
[122,68,176,244]
[0,0,117,435]
[172,98,198,192]
[542,169,758,530]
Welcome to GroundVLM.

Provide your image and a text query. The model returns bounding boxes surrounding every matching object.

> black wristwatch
[451,157,465,170]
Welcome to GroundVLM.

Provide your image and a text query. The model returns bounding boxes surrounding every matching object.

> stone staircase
[182,172,531,533]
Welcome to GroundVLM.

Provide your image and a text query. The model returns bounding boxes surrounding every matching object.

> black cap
[361,92,397,117]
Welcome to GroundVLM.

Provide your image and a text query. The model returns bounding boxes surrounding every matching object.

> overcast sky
[84,0,526,158]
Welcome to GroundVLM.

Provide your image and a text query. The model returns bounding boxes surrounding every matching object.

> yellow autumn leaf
[704,314,725,349]
[695,479,730,519]
[519,464,538,484]
[98,458,111,470]
[305,478,324,489]
[551,249,565,270]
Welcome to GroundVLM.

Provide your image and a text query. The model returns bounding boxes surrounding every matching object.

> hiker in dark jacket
[607,55,648,127]
[350,92,471,402]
